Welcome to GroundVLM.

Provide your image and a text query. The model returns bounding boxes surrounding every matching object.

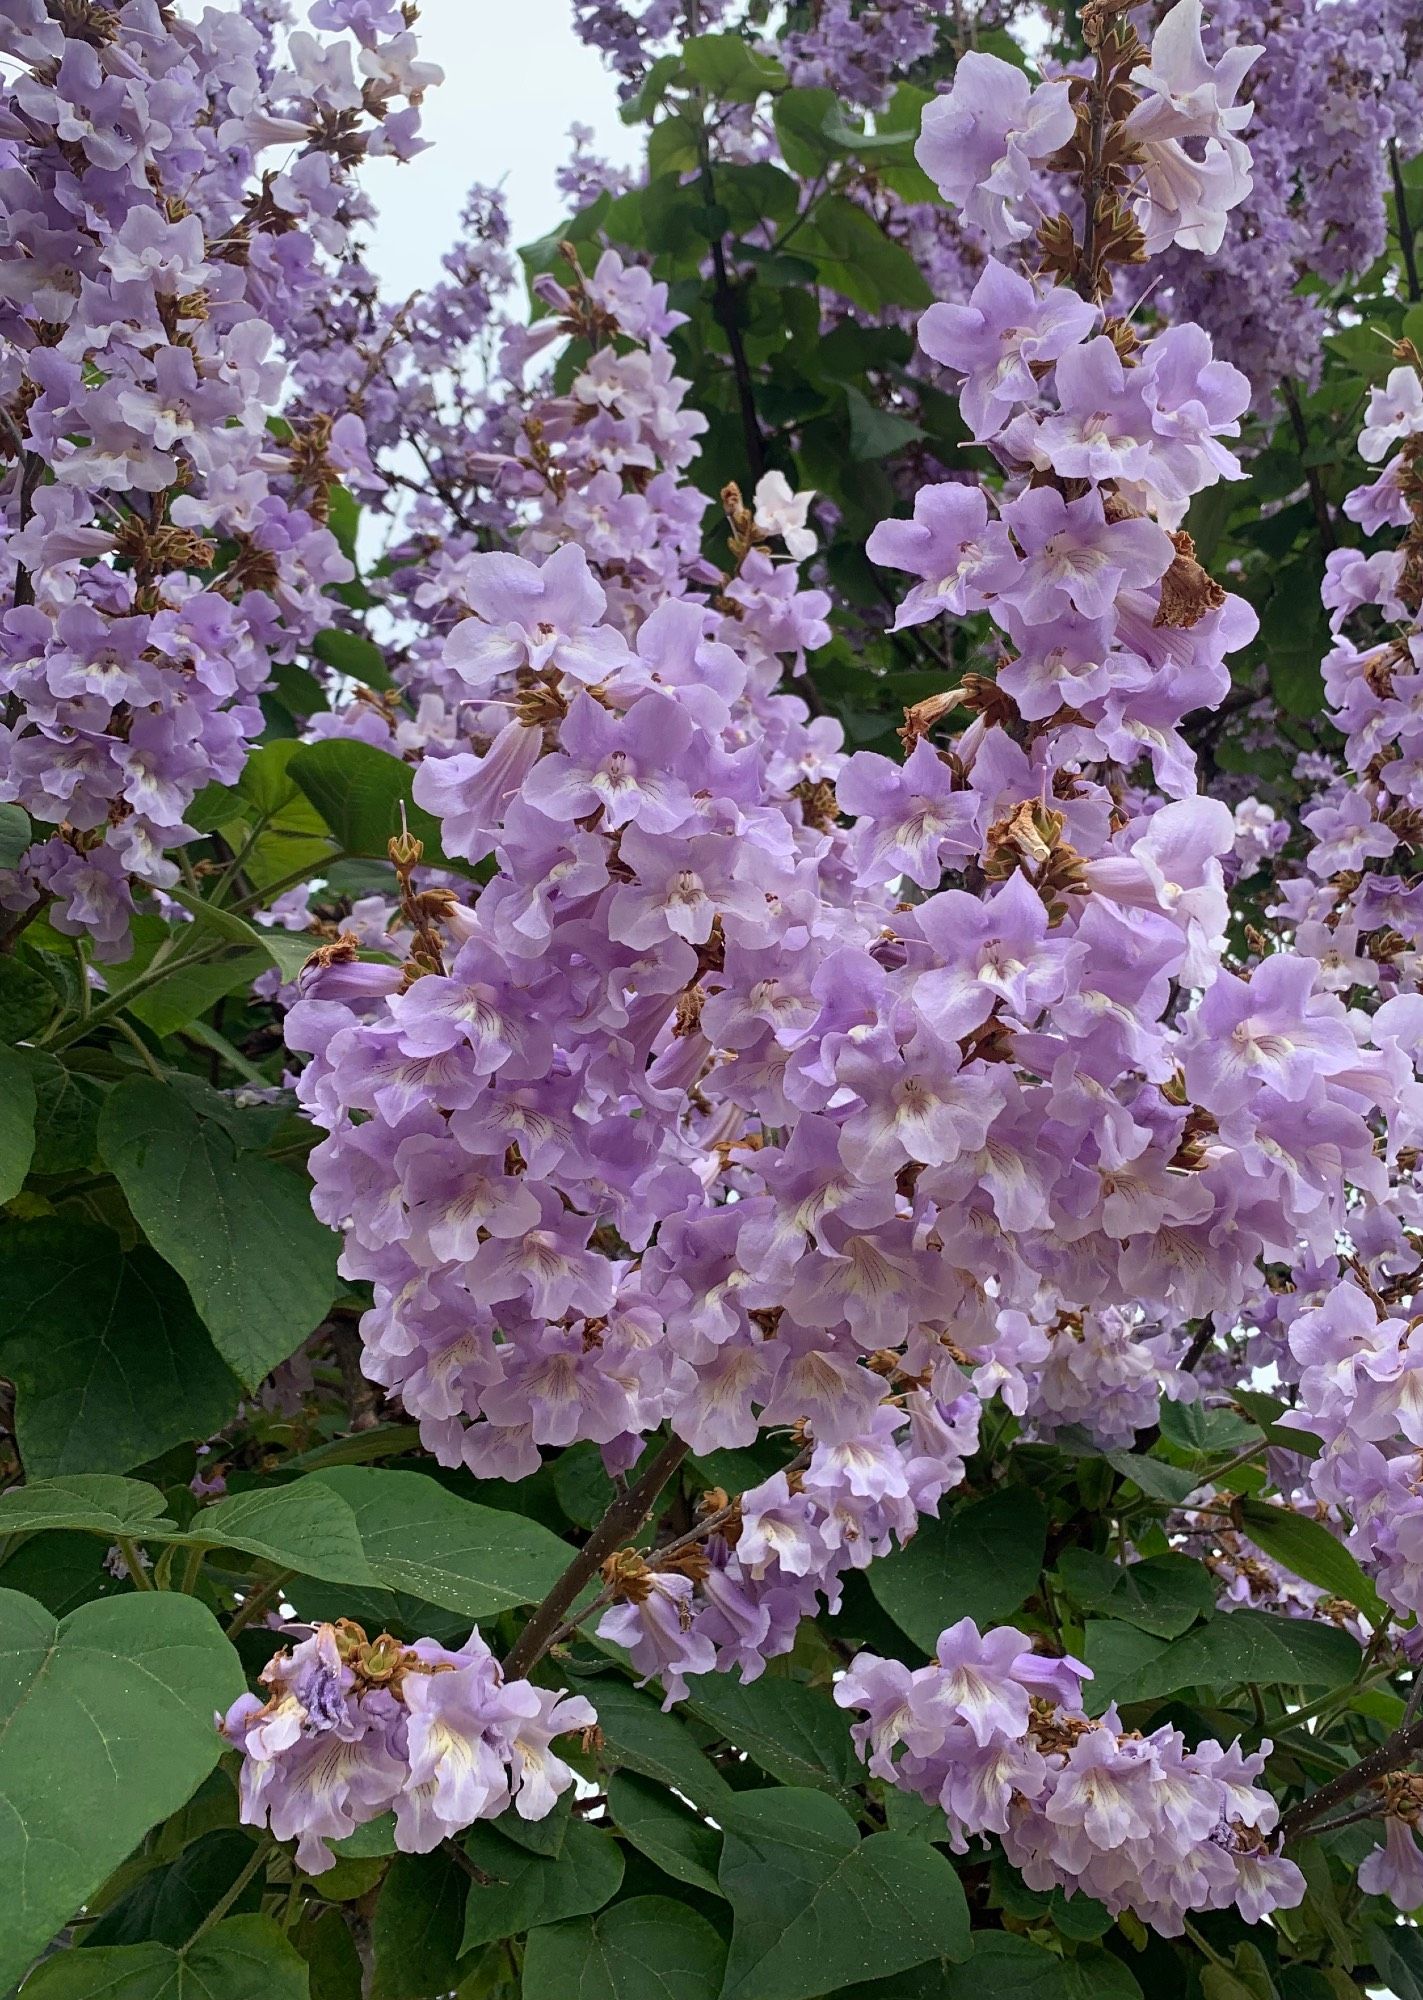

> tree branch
[1392,138,1421,304]
[686,12,766,487]
[1281,380,1336,557]
[1180,1317,1216,1374]
[1277,1714,1423,1846]
[500,1433,690,1680]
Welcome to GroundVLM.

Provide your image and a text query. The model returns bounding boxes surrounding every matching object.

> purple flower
[522,691,695,833]
[444,545,630,689]
[865,484,1013,627]
[916,55,1075,246]
[912,872,1074,1038]
[1181,955,1363,1113]
[919,264,1097,440]
[989,487,1175,622]
[837,738,980,888]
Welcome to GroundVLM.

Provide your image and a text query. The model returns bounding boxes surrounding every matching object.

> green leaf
[99,1076,339,1389]
[1103,1450,1200,1504]
[1366,1918,1423,2000]
[231,741,335,894]
[1158,1400,1257,1459]
[327,484,360,563]
[371,1851,466,2000]
[0,801,32,869]
[0,1220,239,1477]
[293,1908,363,2000]
[568,1674,733,1813]
[1230,1387,1322,1457]
[606,1772,723,1896]
[0,1529,122,1618]
[798,197,933,312]
[0,1474,174,1539]
[164,887,324,987]
[307,1466,572,1617]
[187,1478,376,1584]
[459,1818,624,1951]
[845,386,923,461]
[1101,1608,1362,1707]
[0,952,59,1040]
[941,1934,1143,1998]
[773,88,843,174]
[19,1918,308,2000]
[619,51,683,122]
[286,737,469,875]
[1237,1500,1386,1626]
[682,32,786,100]
[518,190,613,300]
[1056,1551,1215,1640]
[312,628,396,692]
[686,1675,860,1807]
[1079,1620,1174,1715]
[84,1831,264,1946]
[718,1788,970,2000]
[195,1467,570,1615]
[868,1488,1047,1653]
[522,1896,726,2000]
[330,1813,398,1860]
[490,1792,572,1859]
[0,1589,244,1991]
[270,660,332,723]
[127,951,274,1040]
[0,1040,36,1199]
[24,1052,105,1175]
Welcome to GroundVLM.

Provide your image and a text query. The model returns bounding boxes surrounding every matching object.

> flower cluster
[597,1392,979,1705]
[837,1617,1305,1934]
[218,1618,594,1872]
[291,0,1397,1613]
[1281,1285,1423,1624]
[1157,0,1423,396]
[1281,357,1423,968]
[0,0,434,953]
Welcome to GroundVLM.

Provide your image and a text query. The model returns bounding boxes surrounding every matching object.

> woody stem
[501,1433,690,1680]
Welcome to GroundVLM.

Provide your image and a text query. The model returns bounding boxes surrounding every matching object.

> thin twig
[1180,1318,1216,1374]
[115,1538,155,1589]
[501,1433,690,1680]
[184,1840,272,1945]
[1278,1715,1423,1846]
[1392,138,1421,303]
[541,1443,816,1653]
[226,1568,296,1638]
[1281,380,1336,557]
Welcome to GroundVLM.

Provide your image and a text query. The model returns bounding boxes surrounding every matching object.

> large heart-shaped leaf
[0,1041,37,1199]
[99,1077,339,1389]
[686,1676,860,1808]
[1056,1550,1216,1641]
[459,1818,623,1951]
[19,1916,309,2000]
[565,1675,733,1813]
[1098,1609,1362,1709]
[0,1474,175,1539]
[867,1487,1047,1653]
[305,1467,572,1617]
[0,1470,573,1625]
[0,1589,244,1990]
[522,1896,726,2000]
[1237,1499,1386,1627]
[286,738,471,875]
[0,1220,239,1477]
[718,1788,970,2000]
[607,1773,723,1896]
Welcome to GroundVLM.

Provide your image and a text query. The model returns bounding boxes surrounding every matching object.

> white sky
[359,0,641,296]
